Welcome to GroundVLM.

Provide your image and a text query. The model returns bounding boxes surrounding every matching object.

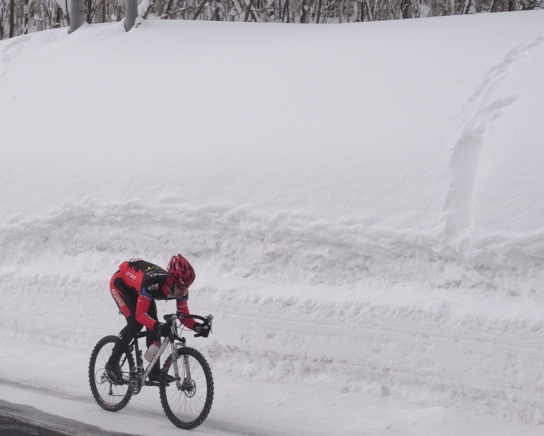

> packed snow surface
[1,10,544,435]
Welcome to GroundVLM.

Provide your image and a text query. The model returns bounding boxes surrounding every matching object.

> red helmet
[167,254,196,287]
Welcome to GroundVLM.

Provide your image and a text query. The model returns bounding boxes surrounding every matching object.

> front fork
[171,337,192,391]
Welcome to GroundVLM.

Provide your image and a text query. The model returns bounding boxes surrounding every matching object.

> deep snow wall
[1,13,544,246]
[1,11,544,426]
[1,200,544,425]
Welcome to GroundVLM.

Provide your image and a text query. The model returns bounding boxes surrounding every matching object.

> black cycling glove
[194,323,210,338]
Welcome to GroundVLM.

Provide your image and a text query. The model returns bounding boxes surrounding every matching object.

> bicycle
[89,313,214,430]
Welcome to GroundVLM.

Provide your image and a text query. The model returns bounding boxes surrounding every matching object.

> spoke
[165,354,208,421]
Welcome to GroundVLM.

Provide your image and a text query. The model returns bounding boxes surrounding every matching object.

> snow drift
[1,10,544,435]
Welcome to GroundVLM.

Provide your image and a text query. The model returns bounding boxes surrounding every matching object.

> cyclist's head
[167,253,196,291]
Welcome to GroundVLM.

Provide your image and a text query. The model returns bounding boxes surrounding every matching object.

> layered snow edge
[1,200,543,425]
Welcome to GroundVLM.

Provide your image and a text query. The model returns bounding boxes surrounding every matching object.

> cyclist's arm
[136,269,170,329]
[135,289,159,329]
[177,294,196,330]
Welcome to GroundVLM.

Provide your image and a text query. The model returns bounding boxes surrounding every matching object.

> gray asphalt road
[0,414,67,435]
[0,399,132,436]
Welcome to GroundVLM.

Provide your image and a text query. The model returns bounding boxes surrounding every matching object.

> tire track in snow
[442,32,544,253]
[205,289,544,425]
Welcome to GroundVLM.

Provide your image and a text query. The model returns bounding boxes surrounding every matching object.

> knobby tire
[159,347,214,429]
[89,335,135,412]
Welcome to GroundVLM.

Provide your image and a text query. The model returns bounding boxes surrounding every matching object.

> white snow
[1,10,544,435]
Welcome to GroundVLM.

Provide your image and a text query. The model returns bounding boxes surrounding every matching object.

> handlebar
[164,313,213,323]
[163,313,214,336]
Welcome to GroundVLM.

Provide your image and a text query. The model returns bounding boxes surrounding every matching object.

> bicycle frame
[127,313,212,394]
[89,312,214,429]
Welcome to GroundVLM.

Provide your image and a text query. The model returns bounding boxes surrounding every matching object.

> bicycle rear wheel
[89,335,135,412]
[159,347,214,429]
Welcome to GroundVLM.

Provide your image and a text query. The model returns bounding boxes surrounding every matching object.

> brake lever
[207,314,214,334]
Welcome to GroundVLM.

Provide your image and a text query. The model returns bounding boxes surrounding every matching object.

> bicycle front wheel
[89,335,135,412]
[159,347,214,429]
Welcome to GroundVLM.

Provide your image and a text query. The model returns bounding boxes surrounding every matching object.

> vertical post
[68,0,86,33]
[9,0,15,37]
[124,0,138,30]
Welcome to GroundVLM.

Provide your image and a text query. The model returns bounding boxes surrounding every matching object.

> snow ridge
[442,32,544,253]
[2,199,544,292]
[2,200,544,425]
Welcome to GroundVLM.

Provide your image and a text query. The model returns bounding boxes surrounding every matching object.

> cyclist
[105,254,210,385]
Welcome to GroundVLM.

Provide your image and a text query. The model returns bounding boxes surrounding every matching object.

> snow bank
[1,10,544,433]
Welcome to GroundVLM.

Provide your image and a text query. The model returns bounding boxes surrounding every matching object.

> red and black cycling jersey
[115,258,195,330]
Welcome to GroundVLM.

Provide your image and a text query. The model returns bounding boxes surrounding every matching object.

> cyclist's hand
[194,323,210,338]
[154,322,171,337]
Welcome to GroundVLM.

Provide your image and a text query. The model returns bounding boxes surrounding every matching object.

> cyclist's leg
[109,271,133,318]
[146,300,162,381]
[106,272,143,382]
